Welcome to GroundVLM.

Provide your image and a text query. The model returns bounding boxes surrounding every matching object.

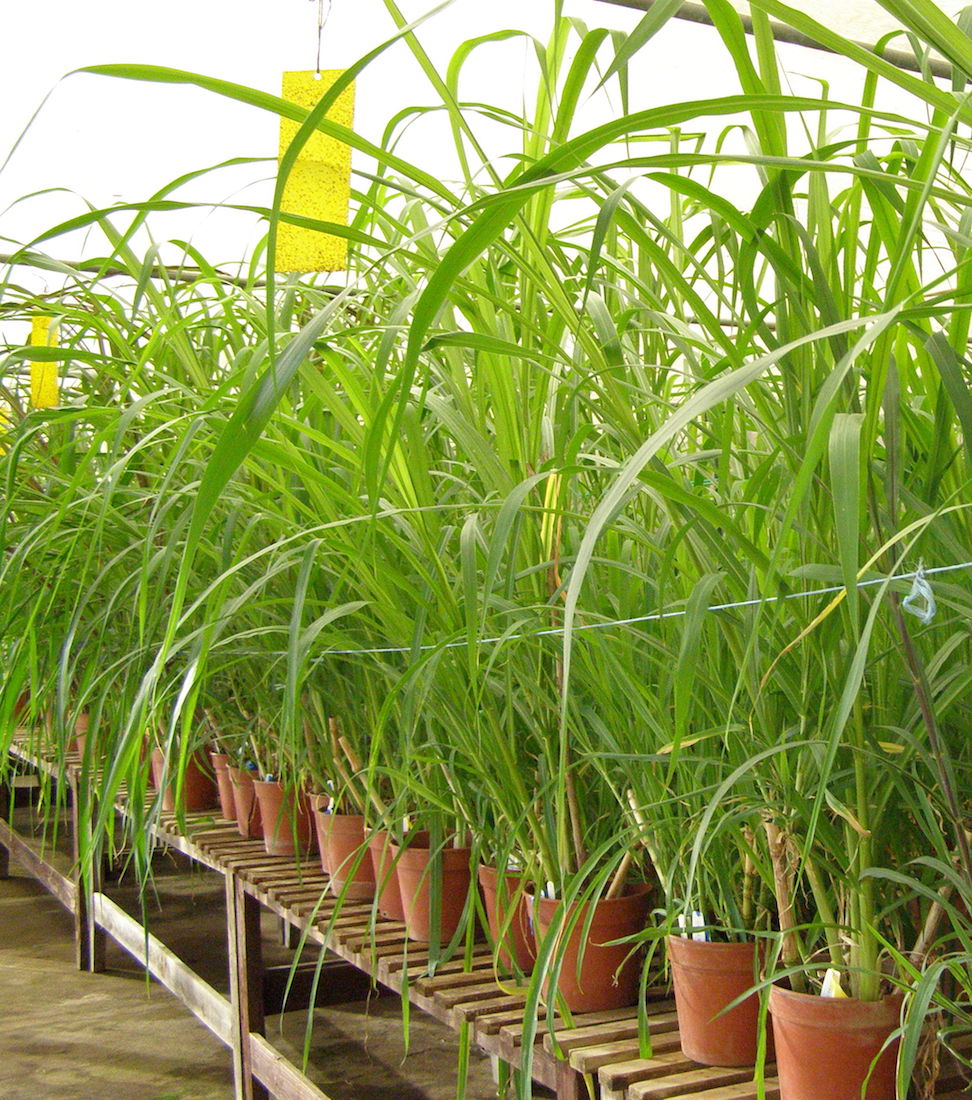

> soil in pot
[769,984,902,1100]
[478,865,536,973]
[368,829,405,921]
[252,779,314,858]
[533,882,651,1014]
[150,748,218,813]
[393,833,472,944]
[228,765,262,838]
[667,936,764,1066]
[210,752,236,821]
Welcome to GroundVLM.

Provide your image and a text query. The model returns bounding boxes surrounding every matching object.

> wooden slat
[625,1065,758,1099]
[414,964,507,994]
[430,978,513,1009]
[340,927,411,953]
[577,1033,684,1073]
[646,1078,780,1100]
[269,885,333,901]
[452,993,534,1025]
[379,945,492,978]
[242,866,327,883]
[543,1005,678,1056]
[474,1003,549,1037]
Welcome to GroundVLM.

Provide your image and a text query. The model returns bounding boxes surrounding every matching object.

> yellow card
[277,70,355,272]
[30,315,59,409]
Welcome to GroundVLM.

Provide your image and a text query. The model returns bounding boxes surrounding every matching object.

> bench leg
[555,1057,587,1100]
[280,915,299,949]
[0,781,10,879]
[227,874,269,1100]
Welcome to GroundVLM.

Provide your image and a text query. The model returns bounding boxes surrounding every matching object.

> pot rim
[667,934,758,954]
[534,879,652,915]
[769,982,903,1026]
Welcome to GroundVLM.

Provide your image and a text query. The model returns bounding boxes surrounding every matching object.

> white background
[0,0,919,270]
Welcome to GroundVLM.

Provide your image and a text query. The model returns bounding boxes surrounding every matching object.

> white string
[312,0,333,73]
[313,559,972,658]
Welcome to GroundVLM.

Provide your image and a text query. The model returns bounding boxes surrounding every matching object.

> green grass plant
[2,0,972,1093]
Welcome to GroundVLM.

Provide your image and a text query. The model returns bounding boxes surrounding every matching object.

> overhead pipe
[595,0,954,79]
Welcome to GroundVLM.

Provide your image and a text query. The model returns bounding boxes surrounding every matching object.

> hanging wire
[307,559,971,659]
[312,0,334,74]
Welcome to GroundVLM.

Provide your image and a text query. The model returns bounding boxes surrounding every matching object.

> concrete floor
[0,800,536,1100]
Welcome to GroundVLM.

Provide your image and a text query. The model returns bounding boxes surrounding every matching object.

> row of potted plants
[3,2,972,1097]
[56,700,924,1100]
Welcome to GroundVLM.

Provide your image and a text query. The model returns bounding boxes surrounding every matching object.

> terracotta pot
[228,766,262,838]
[13,691,30,720]
[309,797,331,875]
[533,882,651,1013]
[478,865,536,973]
[770,985,902,1100]
[368,829,405,921]
[210,752,236,821]
[313,807,375,900]
[667,936,763,1066]
[251,779,314,857]
[393,833,472,944]
[150,747,218,812]
[73,713,90,757]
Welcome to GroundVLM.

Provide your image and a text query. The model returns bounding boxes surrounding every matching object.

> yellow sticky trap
[277,70,355,272]
[29,316,59,408]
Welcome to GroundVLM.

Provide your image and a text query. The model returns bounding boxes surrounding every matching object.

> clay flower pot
[210,752,236,821]
[667,936,764,1066]
[478,865,536,973]
[251,779,314,858]
[368,829,405,921]
[313,805,376,899]
[393,833,472,944]
[228,765,262,838]
[73,712,90,757]
[150,748,218,813]
[769,984,902,1100]
[533,882,651,1013]
[309,796,331,875]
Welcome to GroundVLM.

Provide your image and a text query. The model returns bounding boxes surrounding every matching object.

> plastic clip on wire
[902,561,936,624]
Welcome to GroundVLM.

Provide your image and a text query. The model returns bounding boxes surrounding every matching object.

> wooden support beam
[91,891,233,1043]
[249,1033,333,1100]
[0,815,75,910]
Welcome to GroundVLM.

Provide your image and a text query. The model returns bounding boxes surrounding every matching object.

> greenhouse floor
[0,844,514,1100]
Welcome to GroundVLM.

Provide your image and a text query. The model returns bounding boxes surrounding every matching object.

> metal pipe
[596,0,953,79]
